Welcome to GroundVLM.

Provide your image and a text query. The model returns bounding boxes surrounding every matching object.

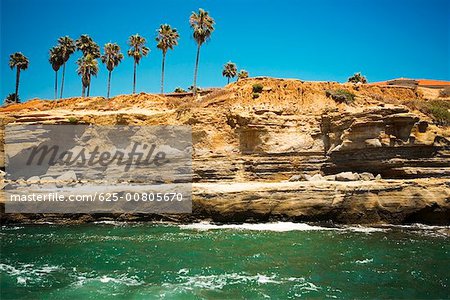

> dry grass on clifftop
[1,77,447,130]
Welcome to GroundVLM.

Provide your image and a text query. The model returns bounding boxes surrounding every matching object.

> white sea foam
[378,223,450,237]
[0,263,60,276]
[180,222,334,232]
[72,273,144,287]
[92,221,125,226]
[0,263,62,286]
[1,226,24,230]
[300,282,321,292]
[355,258,373,264]
[180,222,388,233]
[169,272,321,293]
[174,273,286,290]
[177,268,189,275]
[381,223,450,230]
[342,226,386,233]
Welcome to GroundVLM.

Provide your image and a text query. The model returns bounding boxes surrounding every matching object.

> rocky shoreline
[2,178,449,225]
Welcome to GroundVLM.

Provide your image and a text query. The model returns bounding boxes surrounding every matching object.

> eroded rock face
[192,180,450,225]
[321,106,450,178]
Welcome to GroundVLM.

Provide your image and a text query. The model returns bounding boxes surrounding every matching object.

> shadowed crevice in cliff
[322,146,446,179]
[403,202,450,225]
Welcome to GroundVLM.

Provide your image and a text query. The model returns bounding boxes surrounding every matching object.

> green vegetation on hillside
[424,100,450,126]
[252,84,263,93]
[325,89,355,104]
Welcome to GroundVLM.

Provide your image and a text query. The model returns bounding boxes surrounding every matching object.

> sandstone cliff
[1,78,449,224]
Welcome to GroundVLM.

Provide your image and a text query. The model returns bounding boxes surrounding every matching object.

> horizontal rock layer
[2,179,449,225]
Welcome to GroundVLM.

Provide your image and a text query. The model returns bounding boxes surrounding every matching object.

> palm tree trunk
[107,70,112,99]
[161,53,166,94]
[82,84,85,97]
[227,77,230,84]
[193,44,201,96]
[54,70,58,100]
[133,61,137,94]
[15,68,20,103]
[87,67,91,97]
[60,62,66,99]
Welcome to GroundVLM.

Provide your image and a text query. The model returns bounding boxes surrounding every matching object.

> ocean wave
[72,273,144,287]
[169,272,316,291]
[341,226,386,233]
[92,221,126,226]
[179,222,389,233]
[1,226,25,231]
[354,258,373,264]
[380,223,450,230]
[178,273,280,290]
[179,222,335,232]
[378,223,450,237]
[0,262,62,286]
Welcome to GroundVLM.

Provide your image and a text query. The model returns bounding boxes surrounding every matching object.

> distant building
[370,78,450,89]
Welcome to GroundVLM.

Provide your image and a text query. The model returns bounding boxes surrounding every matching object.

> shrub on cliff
[188,85,201,92]
[67,117,79,124]
[238,70,249,80]
[425,100,450,126]
[4,93,20,104]
[174,87,187,93]
[325,89,355,104]
[252,84,263,93]
[439,87,450,98]
[348,72,367,84]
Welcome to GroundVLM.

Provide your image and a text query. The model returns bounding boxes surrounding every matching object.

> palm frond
[49,46,64,72]
[76,34,101,58]
[127,34,150,64]
[101,42,123,72]
[190,8,215,46]
[222,61,237,79]
[156,24,180,54]
[57,36,76,62]
[9,52,29,70]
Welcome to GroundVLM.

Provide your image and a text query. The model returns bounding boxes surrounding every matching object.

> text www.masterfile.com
[8,192,185,202]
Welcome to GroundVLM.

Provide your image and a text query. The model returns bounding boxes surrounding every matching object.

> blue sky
[1,0,449,102]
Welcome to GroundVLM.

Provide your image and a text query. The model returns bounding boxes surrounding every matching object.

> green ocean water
[1,222,448,299]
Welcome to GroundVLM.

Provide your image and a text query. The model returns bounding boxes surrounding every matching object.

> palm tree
[156,24,180,94]
[238,70,249,81]
[57,36,76,98]
[9,52,29,103]
[127,34,149,94]
[189,8,215,95]
[101,43,124,99]
[222,62,237,84]
[49,46,64,99]
[77,54,99,97]
[76,35,101,96]
[76,34,101,58]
